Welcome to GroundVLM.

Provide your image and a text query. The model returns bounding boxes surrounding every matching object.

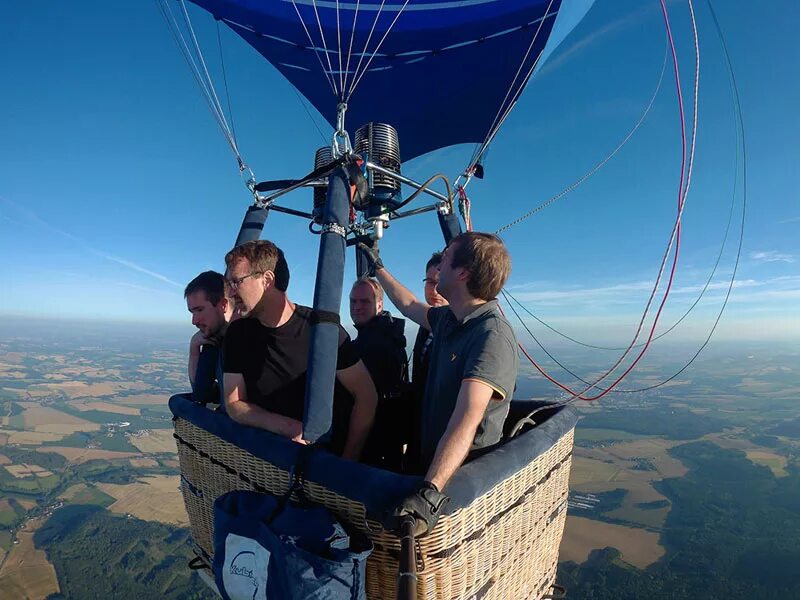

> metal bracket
[321,222,347,238]
[332,102,352,158]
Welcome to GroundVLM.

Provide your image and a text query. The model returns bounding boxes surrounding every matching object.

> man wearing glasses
[222,240,378,461]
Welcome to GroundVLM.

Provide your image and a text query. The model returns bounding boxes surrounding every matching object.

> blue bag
[212,489,372,600]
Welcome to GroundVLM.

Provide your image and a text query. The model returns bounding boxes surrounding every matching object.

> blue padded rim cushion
[169,395,576,515]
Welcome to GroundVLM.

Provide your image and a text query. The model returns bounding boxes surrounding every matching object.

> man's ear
[376,298,384,313]
[263,270,275,287]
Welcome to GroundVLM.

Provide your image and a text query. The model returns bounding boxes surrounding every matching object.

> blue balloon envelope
[189,0,596,159]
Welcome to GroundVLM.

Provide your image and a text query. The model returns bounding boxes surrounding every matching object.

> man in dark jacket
[350,276,408,471]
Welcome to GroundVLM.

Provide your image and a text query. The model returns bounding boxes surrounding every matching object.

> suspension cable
[290,0,339,96]
[346,0,412,100]
[502,0,699,402]
[495,40,669,235]
[216,20,238,148]
[341,0,362,97]
[346,0,389,101]
[310,0,339,96]
[466,0,557,173]
[156,0,249,174]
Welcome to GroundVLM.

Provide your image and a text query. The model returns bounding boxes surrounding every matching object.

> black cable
[501,290,594,387]
[216,20,238,147]
[292,87,330,145]
[379,173,453,215]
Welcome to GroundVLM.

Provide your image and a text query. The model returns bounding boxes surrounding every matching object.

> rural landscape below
[0,318,798,599]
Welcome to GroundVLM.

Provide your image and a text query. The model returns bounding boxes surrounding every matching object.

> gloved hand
[357,242,384,276]
[384,481,449,538]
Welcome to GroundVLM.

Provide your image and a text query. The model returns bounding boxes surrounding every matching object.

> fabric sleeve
[462,325,518,400]
[336,326,360,370]
[222,320,247,374]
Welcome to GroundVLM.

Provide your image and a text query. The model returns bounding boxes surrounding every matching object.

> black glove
[384,481,449,538]
[357,242,384,276]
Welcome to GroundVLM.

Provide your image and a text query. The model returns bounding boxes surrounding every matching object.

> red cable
[506,0,691,401]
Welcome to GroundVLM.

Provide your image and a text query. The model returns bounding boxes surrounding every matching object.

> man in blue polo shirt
[361,232,518,536]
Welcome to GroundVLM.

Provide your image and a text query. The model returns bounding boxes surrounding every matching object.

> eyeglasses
[226,271,264,289]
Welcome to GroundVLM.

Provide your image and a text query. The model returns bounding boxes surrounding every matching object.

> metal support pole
[234,204,269,247]
[397,516,418,600]
[303,167,350,443]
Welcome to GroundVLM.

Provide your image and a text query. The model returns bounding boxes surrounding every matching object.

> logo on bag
[230,551,259,598]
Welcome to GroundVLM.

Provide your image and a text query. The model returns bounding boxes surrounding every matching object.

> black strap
[188,556,211,571]
[268,444,313,524]
[543,584,567,599]
[310,309,341,325]
[254,156,348,193]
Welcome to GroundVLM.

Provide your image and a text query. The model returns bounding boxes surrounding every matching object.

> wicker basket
[171,396,574,600]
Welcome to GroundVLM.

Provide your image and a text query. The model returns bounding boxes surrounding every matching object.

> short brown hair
[225,240,290,292]
[448,232,511,300]
[351,276,383,304]
[184,271,228,306]
[425,251,443,273]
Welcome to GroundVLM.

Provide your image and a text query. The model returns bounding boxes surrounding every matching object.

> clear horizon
[2,0,798,349]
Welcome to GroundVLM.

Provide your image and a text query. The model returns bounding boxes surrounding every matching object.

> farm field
[560,515,665,568]
[0,517,60,600]
[115,393,168,405]
[128,429,178,454]
[68,400,141,416]
[3,465,53,478]
[0,430,65,445]
[21,406,95,429]
[36,446,140,464]
[97,475,188,526]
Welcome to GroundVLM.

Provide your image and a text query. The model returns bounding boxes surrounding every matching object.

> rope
[495,40,669,234]
[501,0,700,402]
[509,0,743,416]
[565,0,698,400]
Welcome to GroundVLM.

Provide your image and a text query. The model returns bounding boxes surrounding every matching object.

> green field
[67,485,116,508]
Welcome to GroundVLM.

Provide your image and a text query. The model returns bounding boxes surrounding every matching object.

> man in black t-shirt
[222,240,378,461]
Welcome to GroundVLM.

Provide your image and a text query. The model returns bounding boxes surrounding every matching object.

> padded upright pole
[234,205,269,247]
[304,167,350,443]
[437,211,462,245]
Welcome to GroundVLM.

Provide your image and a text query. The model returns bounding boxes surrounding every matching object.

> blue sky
[1,0,797,347]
